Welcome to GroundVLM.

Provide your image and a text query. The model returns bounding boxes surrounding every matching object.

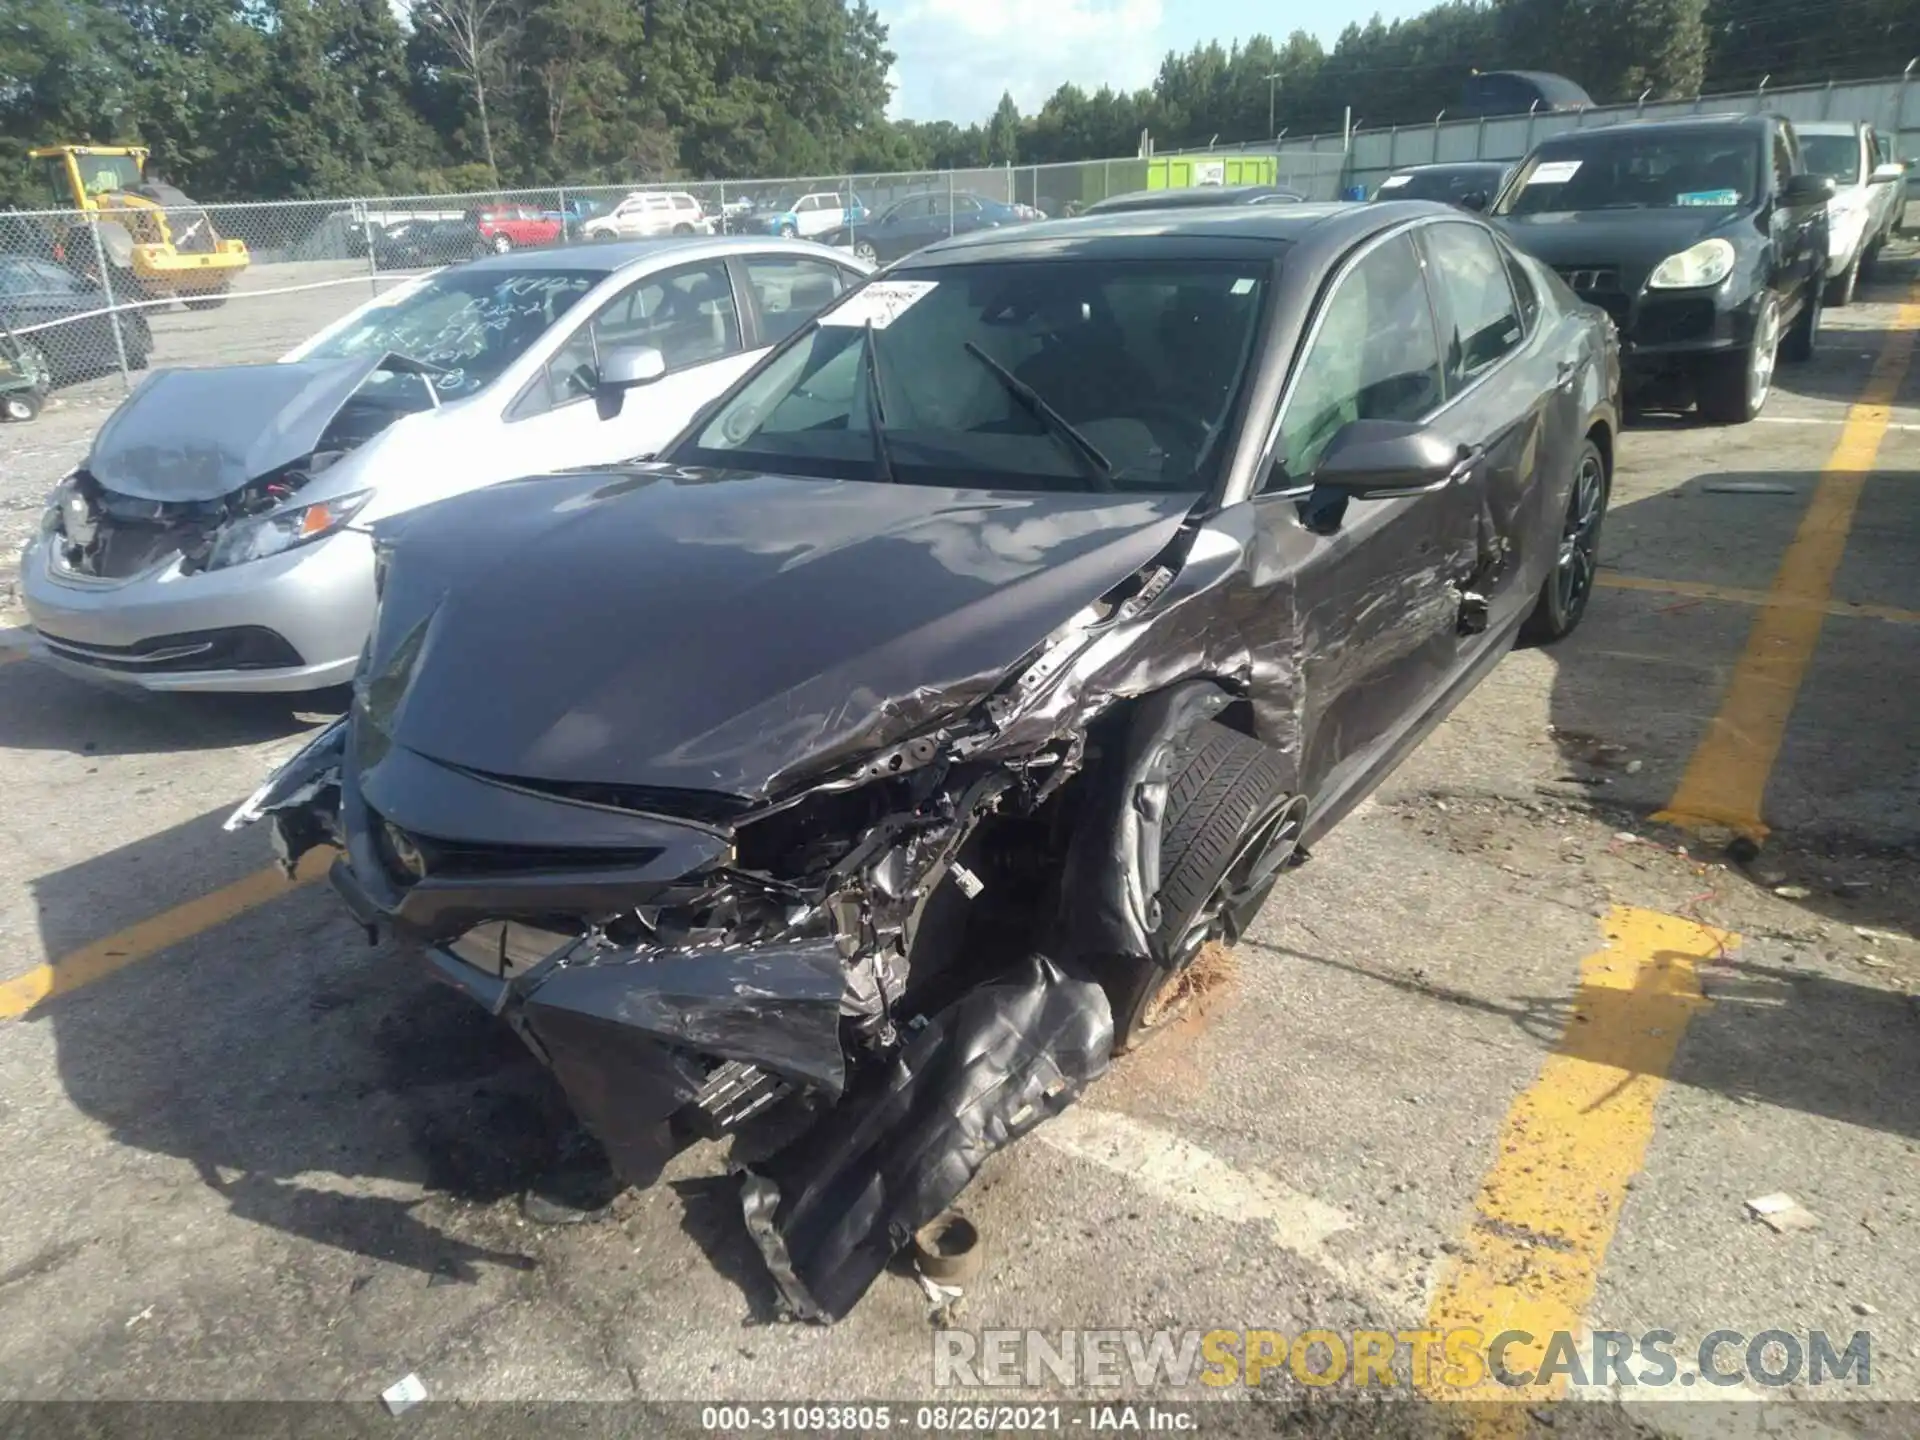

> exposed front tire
[854,241,879,264]
[1697,296,1777,424]
[779,222,798,238]
[183,284,230,312]
[491,233,513,254]
[1521,438,1609,645]
[1,391,42,423]
[1107,721,1302,1052]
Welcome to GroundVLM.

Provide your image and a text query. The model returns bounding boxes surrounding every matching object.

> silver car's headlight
[206,489,373,571]
[39,475,79,540]
[1648,238,1736,290]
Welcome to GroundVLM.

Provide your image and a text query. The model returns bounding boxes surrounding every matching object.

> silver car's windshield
[1800,134,1863,186]
[673,257,1270,494]
[304,268,600,399]
[1497,134,1763,214]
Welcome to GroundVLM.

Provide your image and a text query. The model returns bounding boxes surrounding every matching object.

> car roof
[1088,185,1299,212]
[1391,160,1510,173]
[1538,114,1768,140]
[1792,120,1865,136]
[903,202,1419,265]
[455,235,853,276]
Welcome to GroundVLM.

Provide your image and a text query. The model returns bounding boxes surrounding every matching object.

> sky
[874,0,1438,124]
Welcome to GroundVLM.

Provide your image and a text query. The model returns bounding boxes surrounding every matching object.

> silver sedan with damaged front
[20,238,869,692]
[232,202,1620,1321]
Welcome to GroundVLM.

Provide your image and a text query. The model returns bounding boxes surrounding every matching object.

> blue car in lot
[735,191,869,240]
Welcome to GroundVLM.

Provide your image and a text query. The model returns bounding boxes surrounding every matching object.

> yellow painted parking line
[1597,572,1920,626]
[0,847,333,1021]
[1422,905,1734,1412]
[1654,283,1920,841]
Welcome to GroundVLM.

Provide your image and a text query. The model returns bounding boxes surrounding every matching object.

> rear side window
[743,256,849,343]
[1421,222,1523,388]
[1502,244,1541,331]
[1276,232,1444,482]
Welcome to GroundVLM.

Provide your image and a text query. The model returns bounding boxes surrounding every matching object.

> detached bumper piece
[738,954,1112,1323]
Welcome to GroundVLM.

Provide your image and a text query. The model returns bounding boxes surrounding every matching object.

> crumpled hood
[85,353,390,502]
[1496,208,1752,277]
[364,466,1194,800]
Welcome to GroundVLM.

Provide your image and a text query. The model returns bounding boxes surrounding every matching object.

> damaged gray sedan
[231,202,1619,1321]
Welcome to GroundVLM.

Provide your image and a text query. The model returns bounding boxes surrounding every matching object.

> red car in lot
[466,205,564,254]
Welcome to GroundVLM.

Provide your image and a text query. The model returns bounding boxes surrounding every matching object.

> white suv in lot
[580,191,714,241]
[1794,120,1907,306]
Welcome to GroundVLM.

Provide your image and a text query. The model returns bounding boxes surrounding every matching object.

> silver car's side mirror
[1869,162,1906,185]
[595,345,666,420]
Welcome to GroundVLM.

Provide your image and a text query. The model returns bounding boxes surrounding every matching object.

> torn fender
[224,716,348,873]
[738,953,1113,1323]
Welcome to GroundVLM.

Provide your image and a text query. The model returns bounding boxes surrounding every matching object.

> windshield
[672,258,1270,494]
[1799,134,1863,185]
[1497,133,1762,215]
[303,268,599,400]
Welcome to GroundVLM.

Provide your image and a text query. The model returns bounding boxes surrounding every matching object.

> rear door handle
[1556,359,1580,390]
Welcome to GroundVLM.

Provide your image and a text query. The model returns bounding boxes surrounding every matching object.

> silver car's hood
[86,353,390,502]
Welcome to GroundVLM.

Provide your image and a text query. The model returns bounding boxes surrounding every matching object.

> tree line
[3,0,1914,208]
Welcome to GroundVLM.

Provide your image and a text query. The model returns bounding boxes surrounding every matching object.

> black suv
[1491,114,1833,423]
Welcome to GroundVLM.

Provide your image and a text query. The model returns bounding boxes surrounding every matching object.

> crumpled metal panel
[86,353,389,502]
[525,937,848,1094]
[738,953,1113,1323]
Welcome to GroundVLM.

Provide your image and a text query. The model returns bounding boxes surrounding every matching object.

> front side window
[674,258,1271,494]
[1276,232,1443,482]
[530,261,741,413]
[1498,133,1763,214]
[1423,222,1524,386]
[304,268,599,399]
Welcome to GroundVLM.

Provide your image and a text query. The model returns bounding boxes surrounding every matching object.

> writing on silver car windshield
[676,259,1268,494]
[305,270,598,398]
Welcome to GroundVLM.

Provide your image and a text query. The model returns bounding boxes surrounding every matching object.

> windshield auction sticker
[1525,160,1583,186]
[821,280,939,329]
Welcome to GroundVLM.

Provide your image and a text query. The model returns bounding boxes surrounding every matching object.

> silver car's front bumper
[20,527,375,694]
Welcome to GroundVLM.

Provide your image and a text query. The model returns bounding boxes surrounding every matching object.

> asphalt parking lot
[0,244,1916,1432]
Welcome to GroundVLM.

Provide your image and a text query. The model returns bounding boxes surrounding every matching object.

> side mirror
[1310,420,1469,502]
[1869,162,1906,186]
[1781,174,1837,206]
[1458,191,1490,213]
[595,344,665,420]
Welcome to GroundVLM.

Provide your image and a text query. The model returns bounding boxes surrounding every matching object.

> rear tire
[183,284,229,312]
[1,391,41,423]
[491,233,513,254]
[1520,439,1609,645]
[1106,720,1302,1052]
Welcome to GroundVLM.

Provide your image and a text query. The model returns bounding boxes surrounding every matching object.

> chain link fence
[0,147,1373,415]
[5,68,1911,416]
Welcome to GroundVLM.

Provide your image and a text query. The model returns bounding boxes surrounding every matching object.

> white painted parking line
[1037,1106,1353,1258]
[1757,416,1920,431]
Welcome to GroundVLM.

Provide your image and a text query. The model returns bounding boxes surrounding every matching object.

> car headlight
[1648,238,1736,290]
[206,490,372,571]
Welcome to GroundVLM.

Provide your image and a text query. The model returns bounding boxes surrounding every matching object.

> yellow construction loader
[32,144,249,309]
